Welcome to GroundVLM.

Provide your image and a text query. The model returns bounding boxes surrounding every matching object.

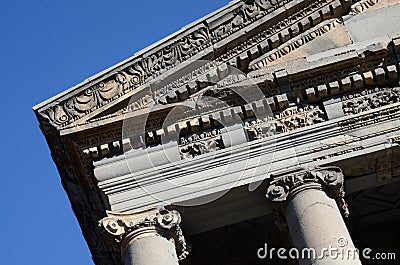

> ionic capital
[99,206,188,260]
[266,166,349,230]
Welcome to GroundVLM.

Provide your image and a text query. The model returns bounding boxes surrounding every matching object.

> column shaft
[267,167,362,265]
[124,234,179,265]
[100,206,188,265]
[286,188,361,265]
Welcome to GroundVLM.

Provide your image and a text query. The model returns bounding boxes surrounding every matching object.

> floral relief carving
[212,0,291,42]
[342,87,400,115]
[179,129,225,159]
[41,27,210,127]
[245,105,327,140]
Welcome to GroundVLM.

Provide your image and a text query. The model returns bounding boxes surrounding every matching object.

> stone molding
[100,206,189,260]
[267,166,349,230]
[342,86,400,115]
[349,0,379,15]
[36,0,353,130]
[33,2,400,265]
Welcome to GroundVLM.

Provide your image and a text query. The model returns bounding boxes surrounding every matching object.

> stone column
[267,167,362,265]
[100,206,188,265]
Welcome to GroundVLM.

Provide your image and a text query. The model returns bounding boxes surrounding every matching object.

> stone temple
[34,0,400,264]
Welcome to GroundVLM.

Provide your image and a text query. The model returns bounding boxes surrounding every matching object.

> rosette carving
[100,206,188,260]
[267,166,349,230]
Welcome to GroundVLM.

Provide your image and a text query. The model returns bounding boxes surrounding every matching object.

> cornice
[94,104,400,213]
[33,1,400,265]
[34,0,354,132]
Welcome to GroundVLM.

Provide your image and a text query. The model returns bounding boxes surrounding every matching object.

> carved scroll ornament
[100,206,189,260]
[42,27,210,127]
[267,167,349,230]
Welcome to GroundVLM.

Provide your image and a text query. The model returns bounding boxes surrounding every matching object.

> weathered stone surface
[34,1,400,264]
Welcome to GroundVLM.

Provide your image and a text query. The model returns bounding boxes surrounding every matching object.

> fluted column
[100,206,188,265]
[267,167,362,265]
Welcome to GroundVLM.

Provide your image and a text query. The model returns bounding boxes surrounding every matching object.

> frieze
[290,64,361,91]
[211,0,291,43]
[179,129,224,159]
[155,61,217,100]
[40,26,211,127]
[245,105,327,140]
[349,0,379,15]
[39,0,352,130]
[156,0,344,105]
[250,19,342,70]
[342,87,400,115]
[216,0,342,65]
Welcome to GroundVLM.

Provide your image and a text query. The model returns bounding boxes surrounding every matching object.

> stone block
[328,81,340,95]
[269,34,280,49]
[352,74,364,89]
[375,68,386,84]
[259,39,269,54]
[100,144,110,157]
[218,63,229,79]
[363,71,374,86]
[386,65,398,81]
[249,46,260,60]
[341,77,352,92]
[317,85,328,98]
[276,94,289,109]
[176,86,189,101]
[187,81,198,95]
[306,87,317,102]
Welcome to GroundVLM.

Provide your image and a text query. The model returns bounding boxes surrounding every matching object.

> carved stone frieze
[272,105,326,131]
[212,0,291,42]
[251,19,342,70]
[349,0,379,15]
[100,206,189,260]
[245,105,326,140]
[217,0,341,65]
[179,129,224,159]
[342,86,400,115]
[41,26,211,127]
[267,166,349,230]
[156,61,218,101]
[39,0,353,130]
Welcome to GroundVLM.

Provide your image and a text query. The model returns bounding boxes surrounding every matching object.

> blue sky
[0,1,228,264]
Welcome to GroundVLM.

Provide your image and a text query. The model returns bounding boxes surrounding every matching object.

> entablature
[33,1,400,265]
